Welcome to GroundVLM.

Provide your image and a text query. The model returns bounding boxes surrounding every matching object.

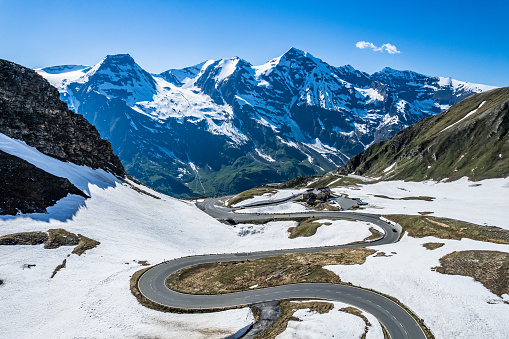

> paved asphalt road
[138,197,425,339]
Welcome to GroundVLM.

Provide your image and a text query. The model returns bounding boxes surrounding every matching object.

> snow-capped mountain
[36,48,497,197]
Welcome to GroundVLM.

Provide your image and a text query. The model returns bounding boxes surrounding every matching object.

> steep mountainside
[0,59,125,214]
[37,49,496,197]
[336,87,509,181]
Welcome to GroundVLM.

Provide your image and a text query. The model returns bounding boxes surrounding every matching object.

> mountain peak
[103,53,135,63]
[79,53,157,104]
[281,47,314,60]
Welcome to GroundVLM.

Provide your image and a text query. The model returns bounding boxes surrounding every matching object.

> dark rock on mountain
[0,150,88,215]
[0,59,126,215]
[0,59,125,177]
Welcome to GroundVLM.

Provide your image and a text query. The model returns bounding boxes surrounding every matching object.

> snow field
[233,219,383,250]
[333,177,509,229]
[276,300,383,339]
[325,235,509,339]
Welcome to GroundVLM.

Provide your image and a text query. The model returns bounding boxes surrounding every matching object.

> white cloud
[380,43,400,54]
[356,41,401,54]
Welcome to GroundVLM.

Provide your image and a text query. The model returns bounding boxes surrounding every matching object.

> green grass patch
[227,186,278,207]
[166,248,376,295]
[384,215,509,244]
[287,218,331,238]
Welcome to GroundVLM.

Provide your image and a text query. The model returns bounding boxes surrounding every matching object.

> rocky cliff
[0,59,124,176]
[0,59,125,215]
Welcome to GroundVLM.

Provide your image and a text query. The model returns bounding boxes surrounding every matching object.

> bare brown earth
[434,250,509,297]
[166,248,376,295]
[0,229,100,255]
[422,242,445,250]
[51,259,66,278]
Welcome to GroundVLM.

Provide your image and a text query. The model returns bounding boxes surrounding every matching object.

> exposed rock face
[0,150,88,215]
[0,59,125,177]
[0,59,125,215]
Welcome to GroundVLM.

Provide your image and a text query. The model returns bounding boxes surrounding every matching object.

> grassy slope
[337,87,509,181]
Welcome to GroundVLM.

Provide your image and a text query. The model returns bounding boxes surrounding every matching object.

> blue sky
[1,0,508,86]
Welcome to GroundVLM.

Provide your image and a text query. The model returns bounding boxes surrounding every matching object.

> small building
[302,187,331,205]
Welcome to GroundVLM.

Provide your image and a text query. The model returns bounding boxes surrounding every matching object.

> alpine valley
[37,48,496,197]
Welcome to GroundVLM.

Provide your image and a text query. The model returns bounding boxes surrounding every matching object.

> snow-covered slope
[0,132,383,338]
[36,48,497,197]
[1,134,508,338]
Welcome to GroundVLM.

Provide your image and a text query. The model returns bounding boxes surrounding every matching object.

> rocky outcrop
[0,59,125,177]
[0,59,126,215]
[0,150,88,215]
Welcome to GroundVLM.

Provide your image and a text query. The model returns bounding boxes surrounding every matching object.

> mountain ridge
[336,87,509,181]
[36,48,497,197]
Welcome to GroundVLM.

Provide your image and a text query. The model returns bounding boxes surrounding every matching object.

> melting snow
[441,101,486,133]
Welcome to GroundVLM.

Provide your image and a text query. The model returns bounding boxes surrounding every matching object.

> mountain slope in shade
[0,59,125,214]
[36,48,497,197]
[336,87,509,181]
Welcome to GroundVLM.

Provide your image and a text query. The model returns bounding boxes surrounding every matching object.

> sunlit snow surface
[332,177,509,229]
[276,300,383,339]
[0,134,374,338]
[1,132,509,338]
[325,236,509,339]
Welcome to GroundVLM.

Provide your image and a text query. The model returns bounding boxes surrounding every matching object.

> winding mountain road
[138,197,426,339]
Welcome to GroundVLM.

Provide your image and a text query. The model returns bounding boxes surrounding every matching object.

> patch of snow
[332,177,509,229]
[383,162,396,174]
[215,58,239,82]
[254,148,276,163]
[325,236,509,339]
[36,67,90,92]
[441,101,487,133]
[355,87,384,104]
[276,300,383,339]
[438,77,497,93]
